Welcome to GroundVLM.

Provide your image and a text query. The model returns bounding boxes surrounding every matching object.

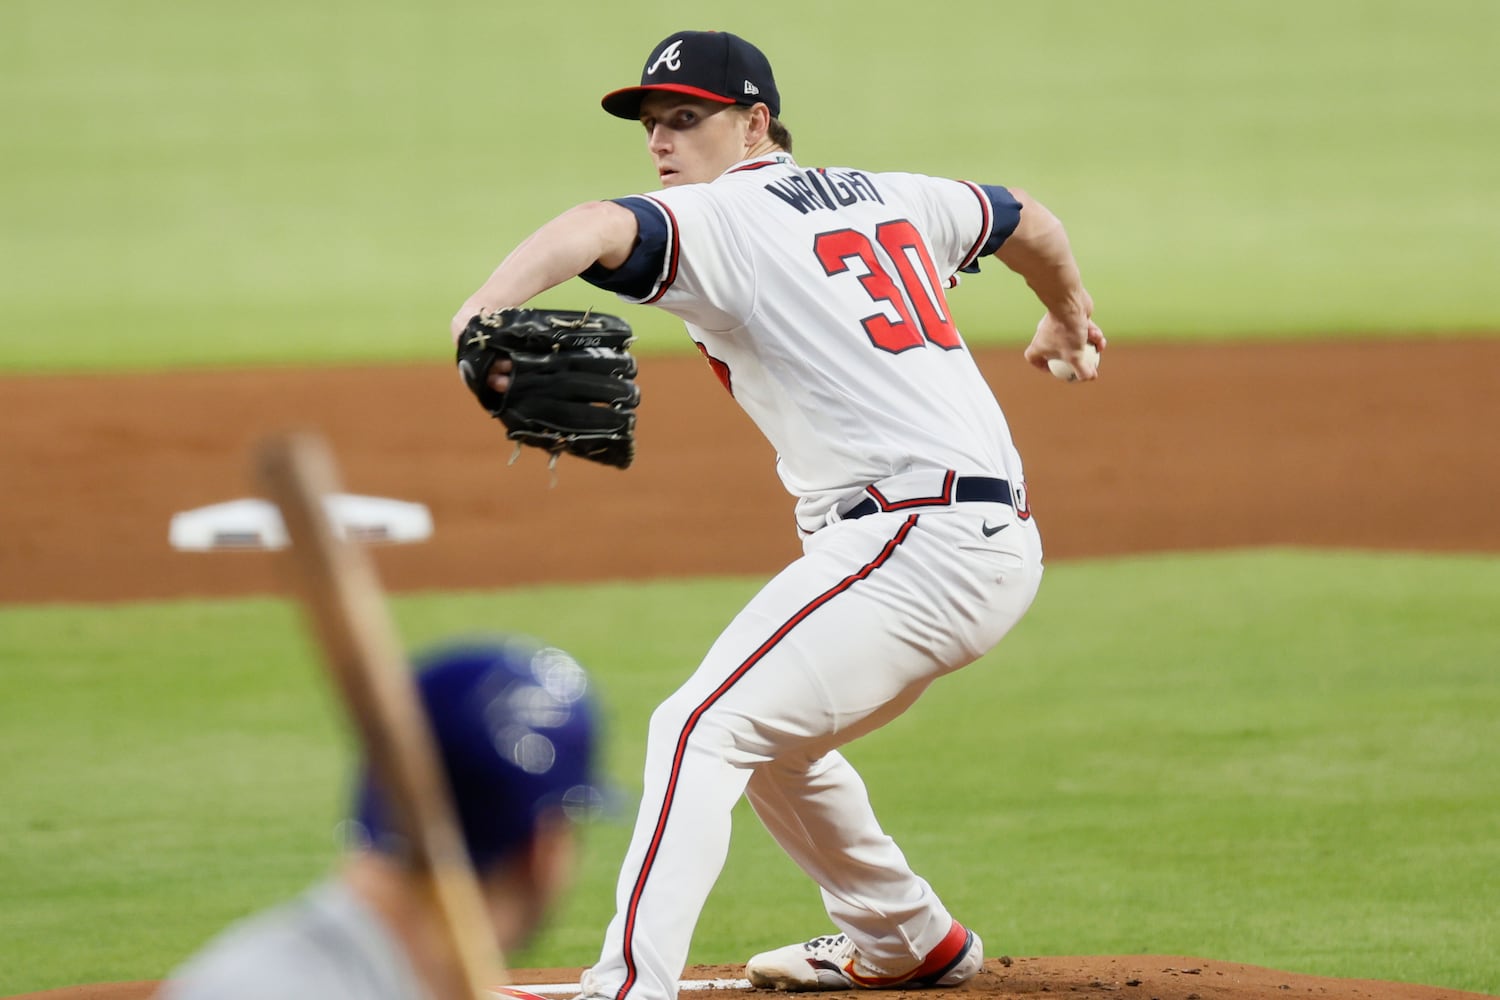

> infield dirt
[2,338,1497,999]
[3,339,1498,604]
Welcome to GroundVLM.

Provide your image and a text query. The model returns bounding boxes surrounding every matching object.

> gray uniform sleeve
[160,950,353,1000]
[157,881,429,1000]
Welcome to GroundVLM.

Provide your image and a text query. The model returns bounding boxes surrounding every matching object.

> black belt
[842,475,1014,521]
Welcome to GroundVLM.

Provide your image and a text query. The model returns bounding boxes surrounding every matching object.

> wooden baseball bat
[255,431,506,1000]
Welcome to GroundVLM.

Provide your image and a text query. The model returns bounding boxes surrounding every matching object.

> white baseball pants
[582,494,1043,1000]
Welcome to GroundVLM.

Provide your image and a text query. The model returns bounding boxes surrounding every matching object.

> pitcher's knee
[647,693,755,764]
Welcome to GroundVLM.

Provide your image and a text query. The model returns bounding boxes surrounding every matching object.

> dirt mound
[9,957,1495,1000]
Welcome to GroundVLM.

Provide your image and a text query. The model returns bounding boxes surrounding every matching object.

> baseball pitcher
[451,29,1105,1000]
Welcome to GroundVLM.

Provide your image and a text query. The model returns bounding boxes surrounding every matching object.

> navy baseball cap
[352,636,603,872]
[601,30,780,120]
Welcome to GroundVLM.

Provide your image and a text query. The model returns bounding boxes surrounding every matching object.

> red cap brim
[601,83,738,120]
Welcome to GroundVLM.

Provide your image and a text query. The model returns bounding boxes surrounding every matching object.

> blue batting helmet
[352,636,602,871]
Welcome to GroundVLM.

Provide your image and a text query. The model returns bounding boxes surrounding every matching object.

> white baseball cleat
[746,920,983,991]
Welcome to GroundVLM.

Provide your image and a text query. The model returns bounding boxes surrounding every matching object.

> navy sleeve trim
[977,184,1022,255]
[958,181,993,271]
[957,183,1023,274]
[640,196,681,304]
[579,196,673,300]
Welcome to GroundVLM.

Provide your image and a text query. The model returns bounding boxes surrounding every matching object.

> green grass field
[4,1,1499,996]
[3,552,1497,995]
[3,0,1498,372]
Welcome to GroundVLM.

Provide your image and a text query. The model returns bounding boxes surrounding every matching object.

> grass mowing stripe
[0,552,1496,993]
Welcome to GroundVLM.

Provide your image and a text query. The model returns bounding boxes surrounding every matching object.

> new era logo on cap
[601,30,780,120]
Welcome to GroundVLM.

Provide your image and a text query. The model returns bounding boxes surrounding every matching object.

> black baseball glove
[456,308,639,469]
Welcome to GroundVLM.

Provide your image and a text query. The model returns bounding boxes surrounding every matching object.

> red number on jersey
[875,220,960,349]
[813,222,961,354]
[814,228,923,352]
[695,340,734,395]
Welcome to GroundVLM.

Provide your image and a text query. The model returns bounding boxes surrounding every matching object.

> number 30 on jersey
[814,219,961,353]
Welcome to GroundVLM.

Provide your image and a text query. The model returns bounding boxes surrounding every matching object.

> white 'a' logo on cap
[647,39,684,75]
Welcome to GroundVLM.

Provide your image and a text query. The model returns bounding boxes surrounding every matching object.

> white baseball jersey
[584,153,1027,535]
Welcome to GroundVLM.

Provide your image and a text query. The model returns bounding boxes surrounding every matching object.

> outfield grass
[3,0,1498,373]
[1,551,1496,995]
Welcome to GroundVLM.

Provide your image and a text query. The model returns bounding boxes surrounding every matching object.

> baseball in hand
[1048,344,1100,383]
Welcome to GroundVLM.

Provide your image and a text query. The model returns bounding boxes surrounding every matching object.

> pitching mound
[8,957,1497,1000]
